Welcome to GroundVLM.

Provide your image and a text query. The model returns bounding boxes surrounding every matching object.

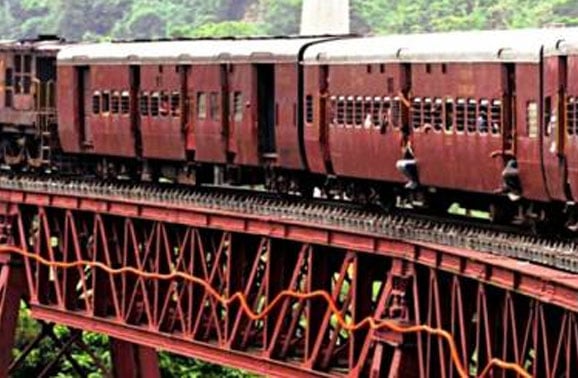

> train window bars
[160,92,170,116]
[391,97,401,129]
[121,91,130,115]
[233,91,243,122]
[490,99,501,135]
[92,91,101,115]
[411,98,422,130]
[363,96,373,129]
[466,99,477,133]
[4,68,12,107]
[371,96,381,128]
[444,98,454,133]
[433,98,443,132]
[345,96,354,127]
[336,96,345,127]
[196,92,207,120]
[527,101,538,138]
[456,99,466,133]
[379,97,391,133]
[102,92,110,113]
[111,91,120,114]
[567,97,576,136]
[478,99,489,134]
[139,92,149,116]
[423,98,433,130]
[305,95,314,124]
[354,96,363,128]
[329,95,337,126]
[150,92,160,117]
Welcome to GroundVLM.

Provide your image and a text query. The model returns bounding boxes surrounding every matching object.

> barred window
[92,92,100,114]
[433,98,443,131]
[490,100,502,135]
[411,98,422,129]
[151,92,160,117]
[306,95,314,123]
[354,97,363,127]
[478,99,489,134]
[337,96,345,126]
[364,97,373,128]
[345,97,354,127]
[567,97,577,136]
[121,91,130,115]
[391,97,401,128]
[466,99,477,133]
[197,92,207,120]
[423,98,432,126]
[371,97,382,126]
[456,99,466,132]
[160,92,170,116]
[102,92,110,113]
[140,92,149,116]
[527,101,538,138]
[444,99,454,133]
[111,92,120,114]
[330,96,337,126]
[233,91,243,122]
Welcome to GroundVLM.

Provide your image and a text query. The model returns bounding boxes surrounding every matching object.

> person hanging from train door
[395,90,419,190]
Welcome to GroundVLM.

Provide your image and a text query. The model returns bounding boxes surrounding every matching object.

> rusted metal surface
[110,338,161,378]
[0,182,576,377]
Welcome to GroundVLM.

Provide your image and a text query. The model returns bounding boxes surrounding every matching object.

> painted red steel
[0,188,576,377]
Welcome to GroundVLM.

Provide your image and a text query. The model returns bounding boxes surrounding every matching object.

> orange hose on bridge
[0,245,531,378]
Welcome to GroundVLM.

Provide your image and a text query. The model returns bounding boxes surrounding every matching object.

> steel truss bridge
[0,180,577,377]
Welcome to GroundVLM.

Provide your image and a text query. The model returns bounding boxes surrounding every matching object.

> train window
[23,76,31,94]
[4,89,12,108]
[478,99,489,134]
[5,68,12,87]
[337,96,345,126]
[444,99,454,133]
[490,100,501,134]
[372,97,382,127]
[364,97,373,128]
[306,95,314,123]
[233,91,243,122]
[111,92,120,114]
[544,96,552,135]
[343,97,352,127]
[14,55,21,73]
[150,93,160,117]
[14,76,21,94]
[456,99,466,132]
[466,99,477,133]
[423,98,432,128]
[433,98,443,132]
[209,92,220,121]
[527,101,538,138]
[139,92,149,116]
[411,98,422,130]
[441,64,447,74]
[92,92,100,115]
[567,97,577,136]
[102,92,110,113]
[171,92,180,117]
[354,97,363,127]
[425,64,431,74]
[197,92,207,120]
[391,97,401,128]
[23,55,32,73]
[159,92,170,116]
[380,64,385,74]
[121,91,130,115]
[330,96,337,126]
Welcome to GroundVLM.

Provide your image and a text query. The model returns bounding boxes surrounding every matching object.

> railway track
[0,174,577,274]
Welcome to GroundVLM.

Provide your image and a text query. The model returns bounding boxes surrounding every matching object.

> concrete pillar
[300,0,350,35]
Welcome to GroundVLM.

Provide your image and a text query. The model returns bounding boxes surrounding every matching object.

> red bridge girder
[0,187,576,377]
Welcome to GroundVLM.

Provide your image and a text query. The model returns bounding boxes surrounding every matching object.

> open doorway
[255,64,276,157]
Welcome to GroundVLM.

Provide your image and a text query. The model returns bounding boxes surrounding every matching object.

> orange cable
[0,245,531,378]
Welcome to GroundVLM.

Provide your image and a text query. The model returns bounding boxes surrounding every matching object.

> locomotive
[3,28,578,229]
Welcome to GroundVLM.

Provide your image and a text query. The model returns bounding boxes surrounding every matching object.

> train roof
[303,28,578,64]
[57,37,331,65]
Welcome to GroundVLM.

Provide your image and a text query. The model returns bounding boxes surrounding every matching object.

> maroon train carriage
[0,36,65,169]
[56,37,331,186]
[303,28,578,225]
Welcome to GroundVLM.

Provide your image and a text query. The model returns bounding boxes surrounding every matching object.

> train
[2,28,578,229]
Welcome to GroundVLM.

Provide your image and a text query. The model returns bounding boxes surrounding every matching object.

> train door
[36,57,56,109]
[76,66,91,146]
[502,63,516,157]
[129,65,142,158]
[256,64,276,158]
